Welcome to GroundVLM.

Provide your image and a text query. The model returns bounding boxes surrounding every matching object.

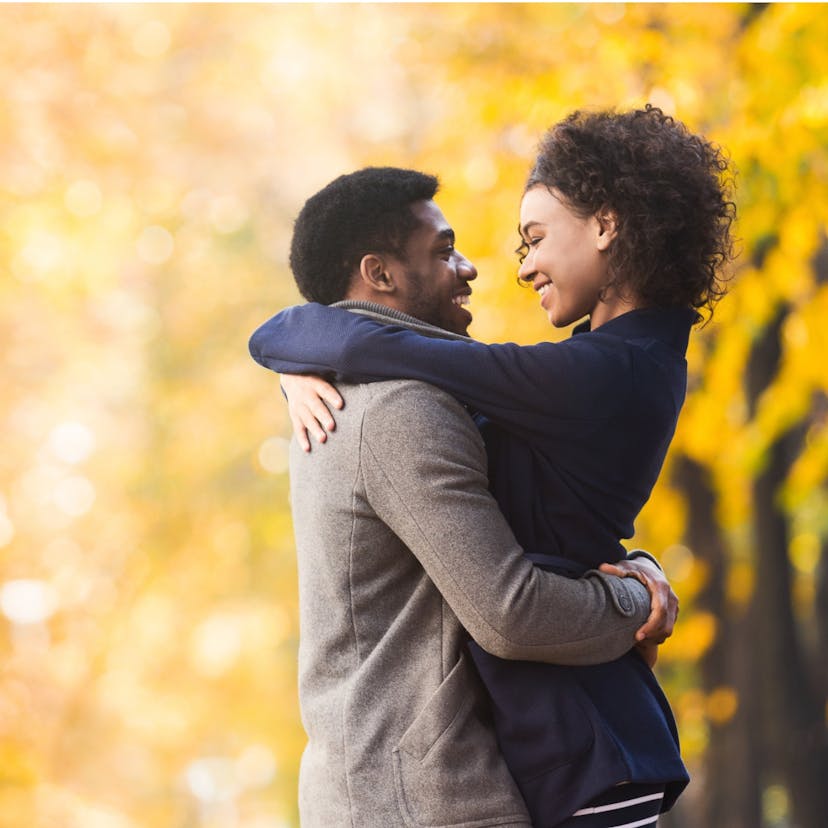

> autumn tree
[1,5,826,827]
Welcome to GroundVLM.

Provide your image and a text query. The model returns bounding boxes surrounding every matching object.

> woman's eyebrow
[520,220,543,238]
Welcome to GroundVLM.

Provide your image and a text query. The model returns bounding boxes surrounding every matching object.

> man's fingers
[635,640,659,669]
[637,585,678,642]
[599,559,678,644]
[637,619,668,644]
[636,603,666,642]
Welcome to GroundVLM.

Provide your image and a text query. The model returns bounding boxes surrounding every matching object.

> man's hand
[599,556,679,667]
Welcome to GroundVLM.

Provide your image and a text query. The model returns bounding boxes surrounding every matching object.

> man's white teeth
[453,295,470,306]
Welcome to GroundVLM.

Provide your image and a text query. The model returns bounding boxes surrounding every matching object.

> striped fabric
[555,783,665,828]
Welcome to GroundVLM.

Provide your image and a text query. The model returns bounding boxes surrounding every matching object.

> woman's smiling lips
[534,279,553,309]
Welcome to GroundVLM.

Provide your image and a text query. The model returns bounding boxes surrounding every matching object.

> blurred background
[1,4,826,827]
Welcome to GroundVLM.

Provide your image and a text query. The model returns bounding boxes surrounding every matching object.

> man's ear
[595,208,618,252]
[358,253,395,293]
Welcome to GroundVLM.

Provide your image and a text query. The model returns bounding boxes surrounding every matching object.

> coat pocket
[392,653,530,828]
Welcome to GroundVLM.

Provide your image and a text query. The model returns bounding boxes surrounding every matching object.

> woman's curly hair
[526,105,736,318]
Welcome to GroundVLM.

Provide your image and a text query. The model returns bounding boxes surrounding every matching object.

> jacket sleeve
[358,381,649,665]
[248,304,629,436]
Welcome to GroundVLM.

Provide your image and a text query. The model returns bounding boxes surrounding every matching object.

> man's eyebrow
[435,227,455,244]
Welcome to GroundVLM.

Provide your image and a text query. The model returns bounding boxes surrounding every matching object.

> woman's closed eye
[515,236,542,264]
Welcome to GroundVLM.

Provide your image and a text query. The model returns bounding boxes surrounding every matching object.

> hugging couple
[250,105,735,827]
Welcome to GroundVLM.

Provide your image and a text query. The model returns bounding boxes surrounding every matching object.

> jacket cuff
[626,548,663,571]
[588,570,649,618]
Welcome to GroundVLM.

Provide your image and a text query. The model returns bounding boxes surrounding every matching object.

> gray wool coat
[285,305,652,827]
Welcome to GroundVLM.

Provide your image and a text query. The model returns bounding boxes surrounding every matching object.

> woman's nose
[517,252,535,282]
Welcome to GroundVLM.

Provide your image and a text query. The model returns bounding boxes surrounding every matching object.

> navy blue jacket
[250,303,692,824]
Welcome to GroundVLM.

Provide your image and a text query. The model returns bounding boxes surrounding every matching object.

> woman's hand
[599,555,679,668]
[280,374,344,453]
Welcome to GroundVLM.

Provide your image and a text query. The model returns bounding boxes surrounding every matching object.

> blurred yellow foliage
[2,4,828,826]
[662,611,718,663]
[706,685,740,727]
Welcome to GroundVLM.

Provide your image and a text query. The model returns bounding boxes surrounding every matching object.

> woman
[251,106,735,826]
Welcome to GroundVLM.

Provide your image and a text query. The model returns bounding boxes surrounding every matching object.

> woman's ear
[358,253,394,293]
[595,208,618,252]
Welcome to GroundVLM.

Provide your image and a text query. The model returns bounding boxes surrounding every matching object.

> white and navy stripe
[556,783,665,828]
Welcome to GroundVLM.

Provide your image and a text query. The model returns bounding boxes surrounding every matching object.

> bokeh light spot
[662,544,694,582]
[789,532,820,575]
[258,437,290,475]
[49,422,96,464]
[706,686,739,726]
[464,155,499,193]
[190,613,243,678]
[209,195,248,234]
[0,579,58,625]
[52,476,96,517]
[65,180,103,217]
[762,784,789,824]
[185,757,239,803]
[0,513,14,548]
[136,226,174,265]
[132,20,171,59]
[648,86,676,115]
[236,744,277,790]
[14,230,64,281]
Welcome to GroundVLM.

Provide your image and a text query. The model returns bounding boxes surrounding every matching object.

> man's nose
[457,253,478,282]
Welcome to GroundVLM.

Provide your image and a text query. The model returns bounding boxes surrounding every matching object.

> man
[250,168,676,827]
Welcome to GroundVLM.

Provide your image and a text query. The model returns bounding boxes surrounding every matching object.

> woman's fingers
[281,374,343,452]
[290,411,312,453]
[313,378,344,411]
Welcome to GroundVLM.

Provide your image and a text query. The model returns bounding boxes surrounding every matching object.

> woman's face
[517,185,617,328]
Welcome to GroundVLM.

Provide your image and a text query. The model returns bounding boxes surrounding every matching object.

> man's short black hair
[289,167,439,305]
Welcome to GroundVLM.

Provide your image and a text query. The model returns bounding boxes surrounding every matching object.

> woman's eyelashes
[516,237,544,263]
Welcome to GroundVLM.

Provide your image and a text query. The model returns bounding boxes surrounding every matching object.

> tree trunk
[746,305,828,827]
[752,426,828,828]
[673,455,762,828]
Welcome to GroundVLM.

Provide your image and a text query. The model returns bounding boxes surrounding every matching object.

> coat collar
[573,307,698,354]
[333,300,471,342]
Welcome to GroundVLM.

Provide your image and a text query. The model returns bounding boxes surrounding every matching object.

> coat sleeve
[248,303,630,436]
[358,381,649,665]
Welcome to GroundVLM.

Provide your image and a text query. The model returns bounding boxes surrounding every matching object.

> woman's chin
[545,308,568,328]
